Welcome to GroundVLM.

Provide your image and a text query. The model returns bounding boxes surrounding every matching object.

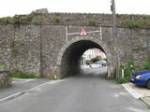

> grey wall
[0,13,149,78]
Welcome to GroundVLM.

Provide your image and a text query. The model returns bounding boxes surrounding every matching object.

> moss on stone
[121,15,150,28]
[11,70,39,79]
[0,17,14,24]
[88,18,97,26]
[0,63,6,70]
[52,16,60,24]
[0,13,150,28]
[0,13,47,25]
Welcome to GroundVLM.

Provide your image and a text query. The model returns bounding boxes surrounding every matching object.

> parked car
[131,70,150,89]
[95,60,107,67]
[90,63,102,68]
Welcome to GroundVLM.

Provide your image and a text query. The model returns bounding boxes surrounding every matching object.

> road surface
[0,75,149,112]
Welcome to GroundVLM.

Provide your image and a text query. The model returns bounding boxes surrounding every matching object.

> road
[80,66,108,77]
[0,79,48,99]
[0,77,149,112]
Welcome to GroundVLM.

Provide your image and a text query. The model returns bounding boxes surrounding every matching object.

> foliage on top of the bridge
[0,11,150,28]
[0,13,49,25]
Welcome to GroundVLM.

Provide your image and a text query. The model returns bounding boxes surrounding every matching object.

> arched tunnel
[60,40,107,78]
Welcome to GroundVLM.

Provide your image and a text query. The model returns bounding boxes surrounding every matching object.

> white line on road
[0,80,64,102]
[0,92,25,102]
[122,84,143,99]
[29,80,63,91]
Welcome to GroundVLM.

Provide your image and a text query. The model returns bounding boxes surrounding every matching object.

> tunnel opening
[80,48,107,78]
[60,40,108,78]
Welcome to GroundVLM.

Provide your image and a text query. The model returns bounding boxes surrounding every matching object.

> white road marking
[0,80,63,102]
[122,84,143,99]
[113,93,119,98]
[127,107,146,112]
[29,80,63,91]
[0,92,25,102]
[48,80,63,84]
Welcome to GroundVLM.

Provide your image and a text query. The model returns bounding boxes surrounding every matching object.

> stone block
[0,71,12,88]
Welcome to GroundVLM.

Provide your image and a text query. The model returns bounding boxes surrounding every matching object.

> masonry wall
[0,13,149,77]
[0,25,41,75]
[0,25,13,70]
[12,25,41,74]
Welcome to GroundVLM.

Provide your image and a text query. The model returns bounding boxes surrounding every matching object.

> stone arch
[57,36,115,79]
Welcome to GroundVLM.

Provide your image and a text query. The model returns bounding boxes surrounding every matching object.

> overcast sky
[0,0,150,17]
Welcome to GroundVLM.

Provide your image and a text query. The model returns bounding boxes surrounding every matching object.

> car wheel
[147,80,150,89]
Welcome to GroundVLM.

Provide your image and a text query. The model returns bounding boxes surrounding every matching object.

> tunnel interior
[60,40,107,78]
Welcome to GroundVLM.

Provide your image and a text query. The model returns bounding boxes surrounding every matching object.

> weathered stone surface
[0,71,12,88]
[12,25,41,75]
[0,25,13,71]
[1,10,150,28]
[32,8,49,14]
[0,11,149,79]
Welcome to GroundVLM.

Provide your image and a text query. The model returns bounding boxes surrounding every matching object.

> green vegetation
[140,61,150,71]
[11,70,39,79]
[121,17,150,28]
[0,13,150,28]
[14,15,32,25]
[0,15,32,25]
[117,59,135,83]
[117,59,150,84]
[0,17,14,24]
[52,16,60,24]
[0,63,6,70]
[0,13,47,25]
[88,19,97,26]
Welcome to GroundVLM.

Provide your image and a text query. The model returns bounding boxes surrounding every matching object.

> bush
[88,19,97,26]
[118,59,150,84]
[141,61,150,70]
[11,70,39,79]
[0,17,14,24]
[121,18,150,28]
[118,59,136,83]
[52,16,60,24]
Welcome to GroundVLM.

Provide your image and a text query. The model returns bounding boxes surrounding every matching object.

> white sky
[0,0,150,17]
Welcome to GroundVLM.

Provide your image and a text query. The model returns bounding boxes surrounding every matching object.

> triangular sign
[80,28,87,36]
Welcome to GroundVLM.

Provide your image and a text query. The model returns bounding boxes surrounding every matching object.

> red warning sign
[80,28,87,36]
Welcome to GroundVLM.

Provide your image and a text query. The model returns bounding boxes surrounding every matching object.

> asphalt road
[0,75,149,112]
[81,66,108,76]
[0,79,48,99]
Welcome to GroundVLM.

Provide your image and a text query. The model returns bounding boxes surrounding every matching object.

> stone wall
[0,25,13,70]
[1,11,150,28]
[0,11,149,78]
[131,29,150,65]
[40,25,66,77]
[0,71,11,88]
[12,25,41,74]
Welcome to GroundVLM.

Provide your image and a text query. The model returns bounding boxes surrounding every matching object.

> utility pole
[111,0,120,80]
[111,0,116,32]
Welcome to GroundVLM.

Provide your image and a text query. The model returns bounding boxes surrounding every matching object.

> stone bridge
[0,9,149,79]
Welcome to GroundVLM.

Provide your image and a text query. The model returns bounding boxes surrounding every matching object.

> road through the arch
[0,76,149,112]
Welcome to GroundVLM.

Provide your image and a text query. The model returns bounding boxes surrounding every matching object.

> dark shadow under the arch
[60,40,108,78]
